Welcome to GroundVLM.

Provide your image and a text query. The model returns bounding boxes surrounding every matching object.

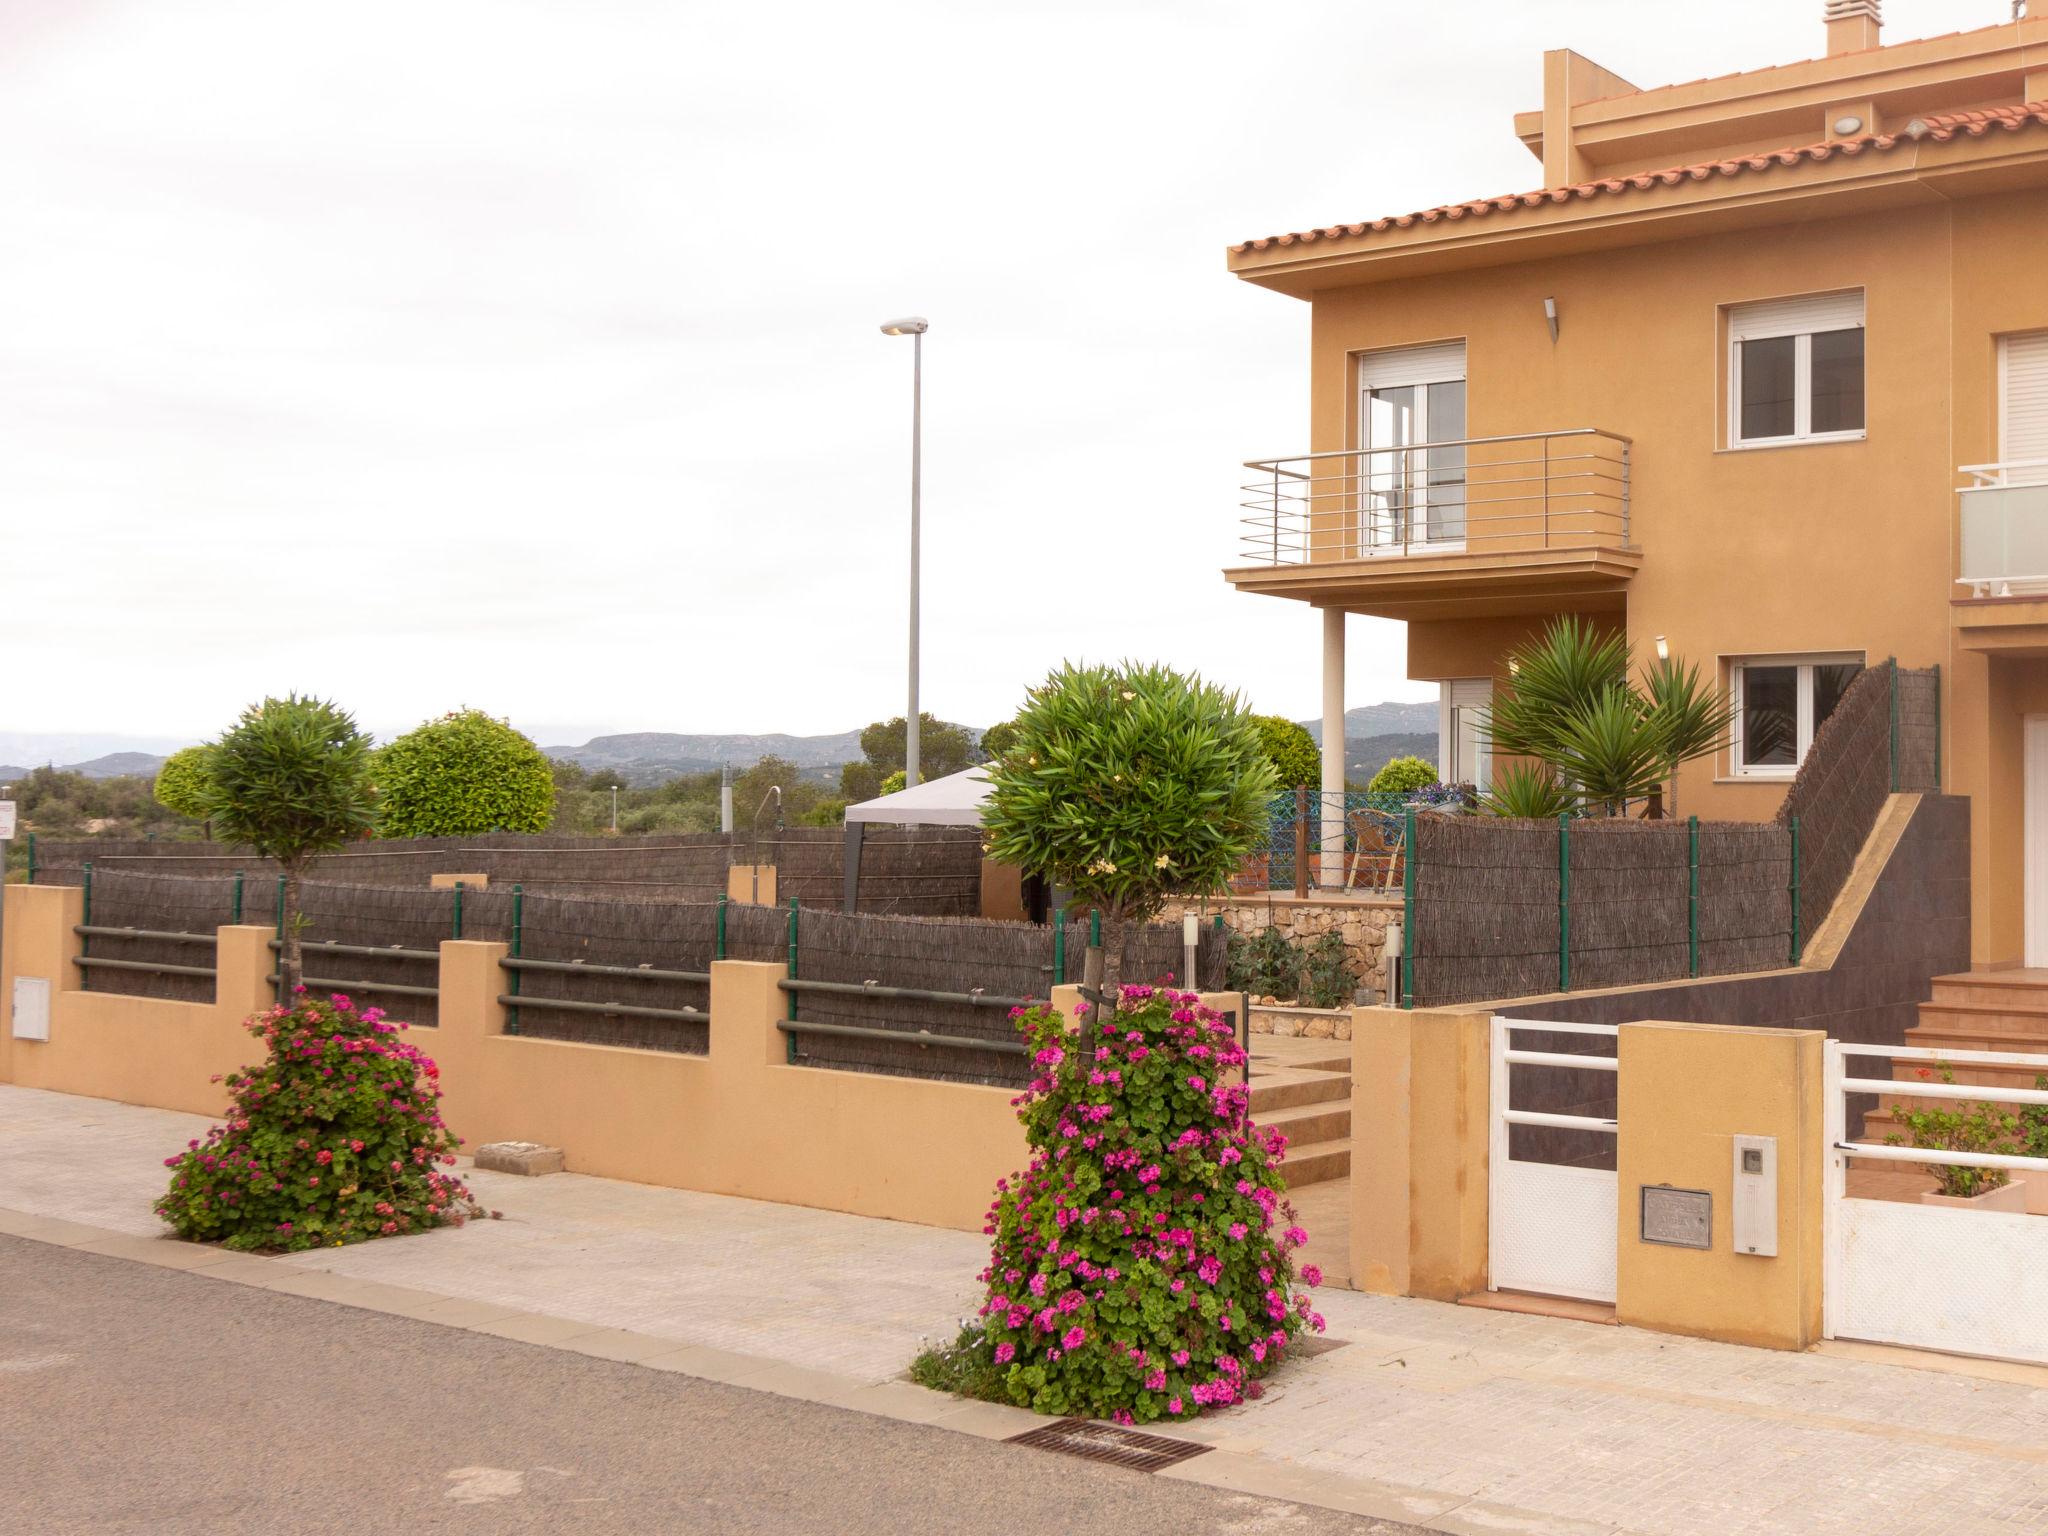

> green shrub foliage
[200,695,377,994]
[1366,755,1437,794]
[152,746,214,824]
[968,986,1323,1423]
[375,709,554,839]
[982,663,1275,944]
[156,994,473,1252]
[1252,715,1320,790]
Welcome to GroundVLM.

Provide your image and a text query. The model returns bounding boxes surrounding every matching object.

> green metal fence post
[785,896,800,1064]
[715,893,728,961]
[1933,663,1943,790]
[1557,814,1572,993]
[1790,815,1803,964]
[1889,657,1900,793]
[1687,817,1701,978]
[1090,908,1101,950]
[1213,913,1225,992]
[1400,807,1417,1010]
[1052,904,1066,986]
[232,870,244,925]
[452,880,465,941]
[80,861,92,992]
[25,832,35,885]
[275,876,287,1003]
[508,884,524,1035]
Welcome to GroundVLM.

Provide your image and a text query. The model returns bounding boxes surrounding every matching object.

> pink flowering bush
[952,984,1322,1423]
[155,993,475,1252]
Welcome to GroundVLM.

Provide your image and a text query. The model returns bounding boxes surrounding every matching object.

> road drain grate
[1006,1417,1213,1473]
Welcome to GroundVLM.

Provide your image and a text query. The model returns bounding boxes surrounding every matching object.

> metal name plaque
[1639,1185,1713,1250]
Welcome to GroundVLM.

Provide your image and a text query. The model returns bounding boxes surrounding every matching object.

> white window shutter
[1358,340,1467,390]
[2003,331,2048,469]
[1728,290,1864,341]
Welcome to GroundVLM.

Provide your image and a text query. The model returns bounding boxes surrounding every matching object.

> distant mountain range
[2,700,1445,791]
[1297,701,1438,743]
[1,751,174,783]
[541,730,865,786]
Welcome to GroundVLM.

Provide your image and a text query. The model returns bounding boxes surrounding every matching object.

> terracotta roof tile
[1230,101,2048,256]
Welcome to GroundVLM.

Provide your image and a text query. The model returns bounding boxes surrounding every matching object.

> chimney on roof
[1824,0,1881,55]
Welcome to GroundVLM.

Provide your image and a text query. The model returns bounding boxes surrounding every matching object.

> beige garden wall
[0,882,1029,1233]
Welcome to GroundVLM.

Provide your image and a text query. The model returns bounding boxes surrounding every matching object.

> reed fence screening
[1398,660,1941,1008]
[60,869,1223,1087]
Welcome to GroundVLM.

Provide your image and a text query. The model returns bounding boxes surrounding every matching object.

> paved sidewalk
[7,1083,2048,1536]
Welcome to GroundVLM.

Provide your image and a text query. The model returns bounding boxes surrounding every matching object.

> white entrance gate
[1489,1017,1618,1303]
[1825,1039,2048,1365]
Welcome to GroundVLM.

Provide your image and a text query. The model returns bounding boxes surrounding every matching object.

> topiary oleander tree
[200,696,377,996]
[153,745,216,837]
[980,662,1275,995]
[155,992,475,1251]
[374,709,554,839]
[1366,754,1437,795]
[959,985,1321,1423]
[1252,714,1320,791]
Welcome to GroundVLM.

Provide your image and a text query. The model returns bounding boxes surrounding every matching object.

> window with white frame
[1729,655,1865,775]
[1728,291,1865,447]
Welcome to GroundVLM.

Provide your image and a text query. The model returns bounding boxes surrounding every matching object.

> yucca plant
[1480,760,1580,819]
[1481,619,1733,816]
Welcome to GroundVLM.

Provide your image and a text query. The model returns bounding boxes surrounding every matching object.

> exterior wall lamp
[1544,296,1559,344]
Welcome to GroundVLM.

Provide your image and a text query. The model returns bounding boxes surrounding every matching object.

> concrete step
[1248,1069,1352,1114]
[1260,1100,1351,1148]
[1279,1138,1350,1188]
[1902,1026,2048,1058]
[1915,1003,2048,1036]
[1930,973,2048,1008]
[1869,1051,2048,1089]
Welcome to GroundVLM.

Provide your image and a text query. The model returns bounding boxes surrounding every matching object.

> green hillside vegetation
[3,765,206,879]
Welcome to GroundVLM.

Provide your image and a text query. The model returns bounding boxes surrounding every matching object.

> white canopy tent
[843,767,991,827]
[840,767,992,910]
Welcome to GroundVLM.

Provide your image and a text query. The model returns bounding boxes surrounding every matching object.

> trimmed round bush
[155,994,474,1252]
[153,745,214,823]
[374,709,554,838]
[969,985,1322,1423]
[1367,754,1438,794]
[1253,715,1320,790]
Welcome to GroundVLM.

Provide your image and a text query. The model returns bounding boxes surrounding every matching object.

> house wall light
[1655,635,1670,660]
[1543,296,1560,343]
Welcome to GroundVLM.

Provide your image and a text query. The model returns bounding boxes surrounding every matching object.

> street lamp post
[880,316,928,788]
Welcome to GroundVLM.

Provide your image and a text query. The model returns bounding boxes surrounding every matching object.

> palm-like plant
[1480,619,1734,816]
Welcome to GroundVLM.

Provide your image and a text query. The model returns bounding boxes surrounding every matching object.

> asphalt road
[0,1235,1428,1535]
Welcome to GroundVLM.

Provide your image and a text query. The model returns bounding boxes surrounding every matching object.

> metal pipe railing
[1235,428,1635,566]
[495,995,707,1025]
[777,1018,1029,1055]
[74,956,218,979]
[501,957,709,985]
[73,926,214,945]
[779,977,1031,1010]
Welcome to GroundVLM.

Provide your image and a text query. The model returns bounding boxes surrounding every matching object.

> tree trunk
[278,865,304,1002]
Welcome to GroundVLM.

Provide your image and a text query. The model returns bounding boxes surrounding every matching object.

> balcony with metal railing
[1957,461,2048,599]
[1224,428,1640,621]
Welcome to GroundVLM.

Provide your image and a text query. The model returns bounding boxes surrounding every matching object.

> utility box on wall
[1732,1134,1780,1257]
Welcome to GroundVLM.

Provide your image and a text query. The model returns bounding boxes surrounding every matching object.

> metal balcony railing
[1238,428,1632,566]
[1958,460,2048,597]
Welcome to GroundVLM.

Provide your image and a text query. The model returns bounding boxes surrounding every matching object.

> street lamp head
[879,317,929,336]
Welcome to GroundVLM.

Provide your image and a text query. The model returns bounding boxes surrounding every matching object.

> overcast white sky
[0,0,1991,750]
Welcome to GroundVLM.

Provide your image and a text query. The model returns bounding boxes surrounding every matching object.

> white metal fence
[1824,1039,2048,1365]
[1489,1017,1619,1304]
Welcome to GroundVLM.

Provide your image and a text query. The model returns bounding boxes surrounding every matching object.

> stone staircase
[1247,1037,1352,1188]
[1858,972,2048,1149]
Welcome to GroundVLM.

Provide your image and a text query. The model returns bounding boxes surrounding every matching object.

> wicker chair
[1344,807,1404,893]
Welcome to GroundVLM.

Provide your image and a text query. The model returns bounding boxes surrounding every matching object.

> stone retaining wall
[1160,894,1399,1009]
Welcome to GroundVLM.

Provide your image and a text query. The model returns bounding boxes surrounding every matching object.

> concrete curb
[0,1203,1608,1536]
